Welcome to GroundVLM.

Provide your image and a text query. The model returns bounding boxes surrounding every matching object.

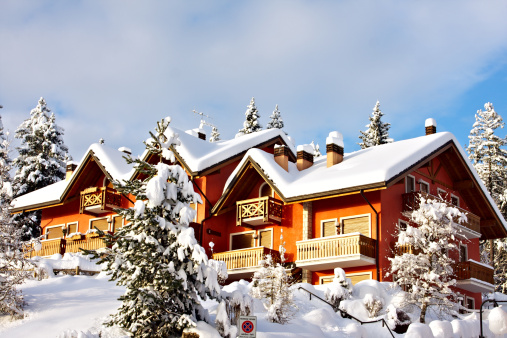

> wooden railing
[393,243,420,256]
[402,192,480,233]
[296,234,376,261]
[65,237,107,254]
[25,236,107,258]
[236,196,283,226]
[454,260,494,285]
[80,187,122,214]
[212,247,280,270]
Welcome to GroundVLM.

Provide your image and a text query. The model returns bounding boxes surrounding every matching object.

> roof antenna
[192,109,213,129]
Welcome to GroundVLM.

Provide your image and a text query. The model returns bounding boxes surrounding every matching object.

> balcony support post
[360,189,380,282]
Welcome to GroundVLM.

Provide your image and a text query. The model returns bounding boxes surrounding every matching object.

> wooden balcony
[392,243,420,256]
[212,247,280,278]
[454,260,494,293]
[236,196,283,226]
[402,192,480,236]
[295,233,376,271]
[24,237,107,258]
[80,187,122,215]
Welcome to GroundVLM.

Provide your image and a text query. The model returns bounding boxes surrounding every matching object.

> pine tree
[0,123,31,318]
[358,101,392,149]
[466,102,507,293]
[12,98,70,240]
[209,126,221,142]
[266,104,284,129]
[250,230,296,324]
[85,117,221,337]
[310,141,321,158]
[238,97,262,135]
[388,194,466,323]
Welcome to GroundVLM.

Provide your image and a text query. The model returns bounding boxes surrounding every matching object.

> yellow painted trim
[286,187,386,204]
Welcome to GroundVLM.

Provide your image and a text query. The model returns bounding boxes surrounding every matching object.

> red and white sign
[238,316,257,337]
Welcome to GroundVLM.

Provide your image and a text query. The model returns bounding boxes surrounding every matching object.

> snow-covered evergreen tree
[388,194,466,323]
[324,267,352,308]
[12,98,70,240]
[310,141,321,158]
[467,102,507,200]
[209,126,221,142]
[84,117,221,337]
[466,102,507,293]
[358,101,392,149]
[250,230,296,324]
[266,104,284,130]
[238,97,262,135]
[0,125,31,318]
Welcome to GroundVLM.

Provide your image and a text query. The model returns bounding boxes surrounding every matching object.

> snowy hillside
[1,254,507,338]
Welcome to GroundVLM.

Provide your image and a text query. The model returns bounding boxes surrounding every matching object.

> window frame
[88,216,110,232]
[319,276,334,285]
[258,182,273,198]
[340,213,372,237]
[66,221,79,235]
[466,296,475,310]
[321,218,338,237]
[451,194,460,207]
[45,223,66,240]
[406,175,416,193]
[459,243,468,262]
[398,219,408,232]
[257,228,273,249]
[229,230,256,251]
[419,179,430,194]
[437,188,447,199]
[346,271,372,285]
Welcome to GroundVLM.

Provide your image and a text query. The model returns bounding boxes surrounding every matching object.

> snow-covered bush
[386,304,411,334]
[363,293,383,318]
[208,259,228,285]
[250,254,296,324]
[324,268,352,308]
[389,194,465,323]
[215,301,237,338]
[84,117,220,337]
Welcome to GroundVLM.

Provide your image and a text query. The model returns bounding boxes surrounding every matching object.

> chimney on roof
[297,144,313,171]
[118,146,132,155]
[66,161,78,180]
[326,131,344,167]
[274,145,289,172]
[425,118,437,135]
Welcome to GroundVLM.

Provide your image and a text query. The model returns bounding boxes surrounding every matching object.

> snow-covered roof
[11,143,136,212]
[141,126,296,175]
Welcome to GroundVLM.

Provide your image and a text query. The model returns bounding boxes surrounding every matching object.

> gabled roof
[141,126,297,177]
[11,143,135,213]
[213,132,507,239]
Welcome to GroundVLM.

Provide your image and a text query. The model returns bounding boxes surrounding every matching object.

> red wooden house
[11,119,506,310]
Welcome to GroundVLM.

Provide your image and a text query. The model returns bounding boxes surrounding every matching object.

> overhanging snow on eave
[284,183,387,204]
[10,200,63,214]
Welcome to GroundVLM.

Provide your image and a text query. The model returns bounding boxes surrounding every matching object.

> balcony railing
[24,236,107,258]
[297,234,376,261]
[454,260,494,285]
[80,187,122,214]
[392,243,420,256]
[212,247,280,271]
[402,192,480,234]
[236,196,283,226]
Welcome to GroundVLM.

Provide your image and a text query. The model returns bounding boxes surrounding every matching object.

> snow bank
[489,307,507,334]
[31,252,103,277]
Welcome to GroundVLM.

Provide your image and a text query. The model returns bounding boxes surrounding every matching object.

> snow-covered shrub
[429,320,453,338]
[488,306,507,334]
[215,301,237,338]
[386,304,411,334]
[363,293,383,318]
[208,259,228,285]
[250,254,296,324]
[324,268,352,308]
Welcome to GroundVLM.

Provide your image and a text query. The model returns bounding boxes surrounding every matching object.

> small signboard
[238,316,257,338]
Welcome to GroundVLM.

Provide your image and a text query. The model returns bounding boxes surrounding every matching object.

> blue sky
[1,1,507,160]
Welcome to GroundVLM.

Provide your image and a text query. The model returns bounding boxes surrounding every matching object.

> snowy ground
[1,254,507,338]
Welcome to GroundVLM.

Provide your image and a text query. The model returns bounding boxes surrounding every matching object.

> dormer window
[259,182,273,198]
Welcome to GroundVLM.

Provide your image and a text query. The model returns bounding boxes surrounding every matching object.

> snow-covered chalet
[11,119,507,311]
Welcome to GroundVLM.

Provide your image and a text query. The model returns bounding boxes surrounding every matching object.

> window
[112,216,123,232]
[466,297,475,310]
[347,272,371,285]
[46,225,65,240]
[341,215,371,236]
[419,180,429,194]
[189,203,198,222]
[437,188,446,199]
[459,244,468,262]
[66,222,78,234]
[319,276,334,285]
[399,220,408,231]
[90,217,109,232]
[231,231,255,250]
[258,229,273,248]
[406,175,415,193]
[451,194,459,207]
[321,219,338,237]
[259,183,273,198]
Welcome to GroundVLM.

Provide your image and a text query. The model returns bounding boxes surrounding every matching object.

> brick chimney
[425,118,437,135]
[326,131,344,167]
[274,145,289,172]
[297,144,313,171]
[66,161,78,180]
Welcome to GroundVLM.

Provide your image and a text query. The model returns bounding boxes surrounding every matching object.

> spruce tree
[12,97,70,240]
[358,101,392,149]
[209,126,221,142]
[266,104,284,130]
[0,121,31,318]
[85,117,221,337]
[238,97,262,135]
